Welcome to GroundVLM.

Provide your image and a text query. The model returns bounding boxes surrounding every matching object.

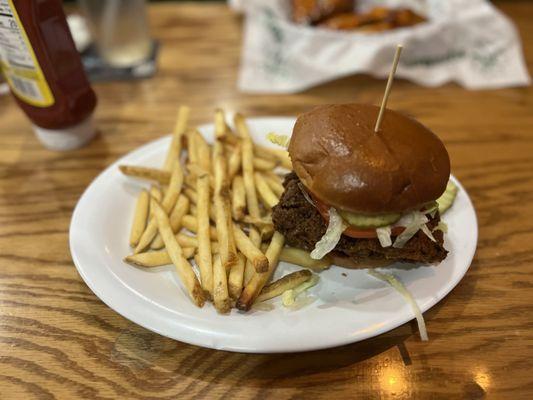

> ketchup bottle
[0,0,97,150]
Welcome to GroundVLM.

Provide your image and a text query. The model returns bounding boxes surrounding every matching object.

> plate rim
[69,116,478,353]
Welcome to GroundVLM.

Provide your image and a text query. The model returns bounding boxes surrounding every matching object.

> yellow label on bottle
[0,0,54,107]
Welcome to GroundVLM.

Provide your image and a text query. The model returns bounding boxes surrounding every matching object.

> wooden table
[1,2,532,399]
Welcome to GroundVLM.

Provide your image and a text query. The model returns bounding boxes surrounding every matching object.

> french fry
[151,195,190,249]
[254,172,279,209]
[220,123,239,144]
[212,255,231,314]
[152,200,205,307]
[231,175,246,221]
[129,190,149,247]
[243,228,261,285]
[163,106,190,171]
[253,157,278,171]
[261,172,285,198]
[184,173,196,190]
[228,253,246,300]
[260,224,275,241]
[236,231,285,310]
[119,165,170,185]
[227,143,242,180]
[255,145,292,170]
[234,114,261,219]
[135,163,184,253]
[176,233,198,248]
[187,162,216,189]
[195,133,214,297]
[213,138,238,270]
[183,187,198,205]
[181,215,217,240]
[232,223,268,272]
[183,187,216,221]
[149,185,162,204]
[256,270,312,302]
[186,129,199,165]
[124,247,195,267]
[242,215,272,228]
[175,233,217,252]
[261,244,332,271]
[214,108,228,139]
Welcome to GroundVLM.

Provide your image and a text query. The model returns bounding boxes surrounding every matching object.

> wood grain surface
[1,2,532,399]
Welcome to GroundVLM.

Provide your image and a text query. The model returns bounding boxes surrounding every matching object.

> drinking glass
[78,0,152,67]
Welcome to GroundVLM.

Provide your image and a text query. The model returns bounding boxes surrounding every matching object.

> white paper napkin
[237,0,531,93]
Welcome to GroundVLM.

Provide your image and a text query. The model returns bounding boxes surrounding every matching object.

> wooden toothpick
[374,44,403,133]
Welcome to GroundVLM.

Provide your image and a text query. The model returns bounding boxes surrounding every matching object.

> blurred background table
[1,1,532,399]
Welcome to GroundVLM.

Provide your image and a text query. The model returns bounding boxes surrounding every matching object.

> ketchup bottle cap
[33,115,96,151]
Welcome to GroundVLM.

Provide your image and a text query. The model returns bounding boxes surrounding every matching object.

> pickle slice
[437,180,458,214]
[338,210,401,228]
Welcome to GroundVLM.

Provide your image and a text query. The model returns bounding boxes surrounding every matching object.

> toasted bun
[289,104,450,213]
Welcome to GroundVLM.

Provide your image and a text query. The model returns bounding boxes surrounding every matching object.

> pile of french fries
[121,106,330,313]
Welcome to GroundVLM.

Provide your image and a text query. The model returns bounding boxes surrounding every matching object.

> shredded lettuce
[285,295,316,310]
[251,302,275,312]
[433,221,448,233]
[266,132,290,148]
[376,226,392,247]
[393,211,429,248]
[368,270,428,341]
[297,182,315,207]
[420,224,437,242]
[311,208,347,260]
[282,274,319,307]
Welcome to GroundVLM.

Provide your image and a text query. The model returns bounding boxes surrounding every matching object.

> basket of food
[236,0,530,93]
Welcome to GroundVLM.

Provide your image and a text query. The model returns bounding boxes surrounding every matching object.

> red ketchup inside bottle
[0,0,97,150]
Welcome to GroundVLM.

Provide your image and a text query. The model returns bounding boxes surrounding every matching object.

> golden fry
[236,231,285,310]
[227,143,242,180]
[129,190,149,247]
[149,185,162,204]
[242,215,272,228]
[213,140,238,270]
[228,253,246,300]
[260,224,275,241]
[261,172,285,198]
[256,270,312,302]
[124,247,195,267]
[232,223,268,272]
[214,108,229,139]
[261,245,332,271]
[183,187,198,205]
[255,145,292,170]
[254,172,279,209]
[186,129,199,165]
[176,234,216,251]
[231,175,246,221]
[163,106,190,171]
[213,255,231,314]
[135,163,184,253]
[152,200,205,307]
[234,114,260,219]
[253,157,278,171]
[176,234,198,248]
[181,215,217,239]
[195,132,213,297]
[243,228,260,285]
[151,195,190,249]
[119,165,170,185]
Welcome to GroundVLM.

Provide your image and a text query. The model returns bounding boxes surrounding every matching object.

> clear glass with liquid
[78,0,152,67]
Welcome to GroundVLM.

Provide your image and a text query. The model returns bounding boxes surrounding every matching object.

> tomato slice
[310,193,405,239]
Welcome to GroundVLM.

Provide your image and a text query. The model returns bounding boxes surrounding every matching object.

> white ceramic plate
[70,117,478,353]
